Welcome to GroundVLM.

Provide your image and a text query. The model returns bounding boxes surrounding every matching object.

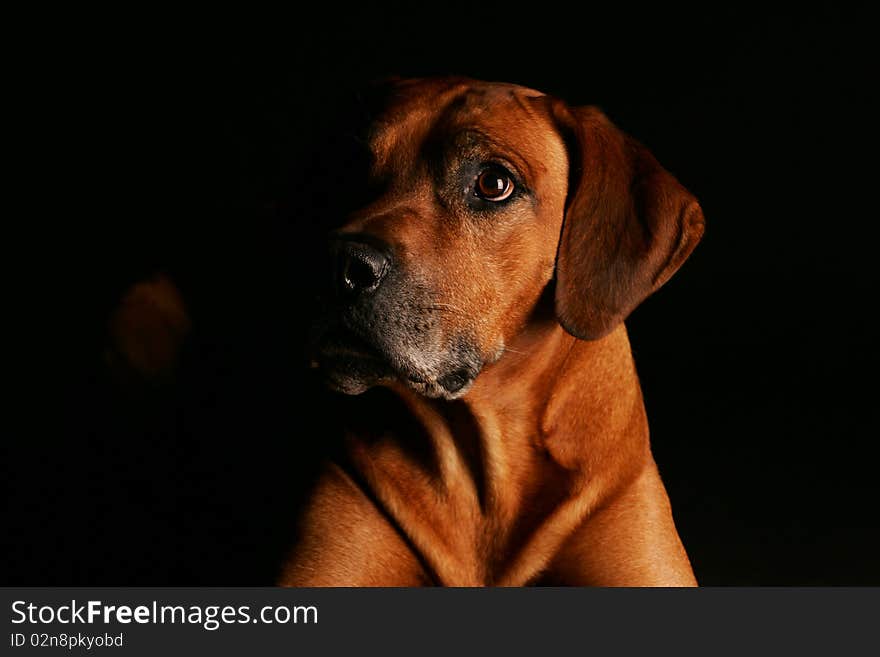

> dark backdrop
[8,8,878,585]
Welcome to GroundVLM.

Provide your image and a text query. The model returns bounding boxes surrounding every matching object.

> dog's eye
[474,167,514,201]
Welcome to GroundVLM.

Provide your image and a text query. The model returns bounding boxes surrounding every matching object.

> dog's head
[309,77,704,400]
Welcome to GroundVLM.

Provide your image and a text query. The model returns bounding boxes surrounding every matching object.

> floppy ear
[551,103,705,340]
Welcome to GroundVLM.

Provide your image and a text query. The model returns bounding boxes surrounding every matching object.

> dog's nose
[335,239,390,297]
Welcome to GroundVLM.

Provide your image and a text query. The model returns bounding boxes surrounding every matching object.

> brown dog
[278,77,705,586]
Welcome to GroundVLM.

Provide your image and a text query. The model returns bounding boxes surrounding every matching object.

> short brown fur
[278,77,704,586]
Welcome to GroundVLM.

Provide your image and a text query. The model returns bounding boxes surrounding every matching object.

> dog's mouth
[310,329,390,395]
[315,330,382,362]
[310,328,481,400]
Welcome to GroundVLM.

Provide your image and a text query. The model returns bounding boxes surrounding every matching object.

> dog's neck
[389,320,647,466]
[367,320,649,583]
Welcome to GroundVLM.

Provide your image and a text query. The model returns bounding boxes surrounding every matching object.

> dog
[106,76,704,586]
[276,77,705,586]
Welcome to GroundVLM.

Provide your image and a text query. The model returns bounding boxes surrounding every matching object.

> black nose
[334,239,391,297]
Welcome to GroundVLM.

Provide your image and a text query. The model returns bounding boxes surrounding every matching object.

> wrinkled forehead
[367,78,565,175]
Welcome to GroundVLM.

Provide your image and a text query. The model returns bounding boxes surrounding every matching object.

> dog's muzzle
[309,235,483,400]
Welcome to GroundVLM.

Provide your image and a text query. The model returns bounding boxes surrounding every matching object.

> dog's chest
[343,419,581,586]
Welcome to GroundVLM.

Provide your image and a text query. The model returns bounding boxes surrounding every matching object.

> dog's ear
[550,102,705,340]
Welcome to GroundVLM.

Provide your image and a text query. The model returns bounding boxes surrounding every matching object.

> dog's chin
[397,366,478,401]
[313,349,391,396]
[318,357,479,401]
[313,337,481,401]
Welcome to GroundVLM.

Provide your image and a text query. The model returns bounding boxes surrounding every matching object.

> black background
[8,7,878,585]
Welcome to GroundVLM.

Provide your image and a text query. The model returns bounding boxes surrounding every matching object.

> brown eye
[475,167,514,201]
